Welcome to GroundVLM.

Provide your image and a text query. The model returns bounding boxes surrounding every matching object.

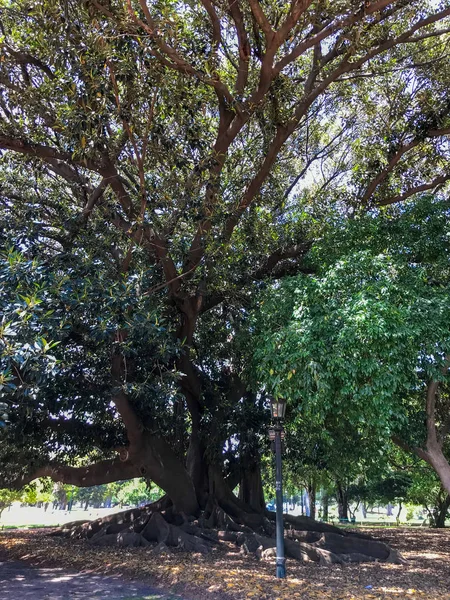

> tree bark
[322,492,329,522]
[432,494,450,528]
[336,481,349,520]
[349,501,360,521]
[239,462,266,513]
[307,479,316,521]
[423,443,450,496]
[142,436,199,515]
[393,358,450,497]
[14,436,200,516]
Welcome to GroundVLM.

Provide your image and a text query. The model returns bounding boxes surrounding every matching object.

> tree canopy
[1,0,450,528]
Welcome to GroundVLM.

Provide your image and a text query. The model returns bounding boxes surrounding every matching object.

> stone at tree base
[258,546,275,560]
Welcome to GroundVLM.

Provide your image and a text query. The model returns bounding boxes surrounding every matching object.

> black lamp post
[268,395,287,579]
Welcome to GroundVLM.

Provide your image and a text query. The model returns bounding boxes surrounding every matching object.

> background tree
[0,488,21,519]
[255,196,450,496]
[407,465,450,528]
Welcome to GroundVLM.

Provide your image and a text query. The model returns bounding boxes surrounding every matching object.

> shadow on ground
[0,561,183,600]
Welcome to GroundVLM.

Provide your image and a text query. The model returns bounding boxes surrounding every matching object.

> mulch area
[1,527,450,599]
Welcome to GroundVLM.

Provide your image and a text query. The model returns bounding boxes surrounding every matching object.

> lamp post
[268,395,287,579]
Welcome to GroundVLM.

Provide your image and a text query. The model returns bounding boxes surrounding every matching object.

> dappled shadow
[0,561,181,599]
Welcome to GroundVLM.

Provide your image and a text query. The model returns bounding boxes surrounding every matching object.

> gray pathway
[0,561,184,600]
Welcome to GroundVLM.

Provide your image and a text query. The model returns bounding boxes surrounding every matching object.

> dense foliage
[255,197,450,494]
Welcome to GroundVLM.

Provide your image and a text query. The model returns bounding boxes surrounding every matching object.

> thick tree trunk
[239,462,266,513]
[208,466,265,530]
[136,437,200,515]
[336,482,349,521]
[431,495,450,528]
[393,363,450,497]
[424,444,450,496]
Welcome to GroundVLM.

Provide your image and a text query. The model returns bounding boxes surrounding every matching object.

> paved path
[0,561,184,600]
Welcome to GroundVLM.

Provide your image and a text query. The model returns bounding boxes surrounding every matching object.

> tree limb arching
[13,457,141,490]
[378,174,450,206]
[362,127,450,203]
[393,355,450,495]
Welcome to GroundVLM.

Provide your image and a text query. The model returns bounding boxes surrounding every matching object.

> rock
[260,547,276,560]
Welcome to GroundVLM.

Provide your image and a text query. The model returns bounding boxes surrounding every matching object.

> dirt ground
[0,561,184,600]
[0,527,449,599]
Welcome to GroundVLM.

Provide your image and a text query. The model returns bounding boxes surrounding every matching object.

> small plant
[405,505,415,522]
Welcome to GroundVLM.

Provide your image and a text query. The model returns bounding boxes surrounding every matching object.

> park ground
[1,527,450,599]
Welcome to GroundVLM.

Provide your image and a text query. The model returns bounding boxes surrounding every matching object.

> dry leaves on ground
[1,527,450,599]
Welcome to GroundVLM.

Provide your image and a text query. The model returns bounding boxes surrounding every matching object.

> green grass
[0,524,52,530]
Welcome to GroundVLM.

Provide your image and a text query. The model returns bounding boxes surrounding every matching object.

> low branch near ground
[11,457,140,490]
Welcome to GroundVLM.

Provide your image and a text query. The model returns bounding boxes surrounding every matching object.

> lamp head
[268,395,287,420]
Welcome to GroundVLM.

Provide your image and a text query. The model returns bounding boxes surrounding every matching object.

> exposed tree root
[50,501,405,564]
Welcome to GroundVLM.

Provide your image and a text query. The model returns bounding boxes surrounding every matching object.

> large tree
[1,0,450,543]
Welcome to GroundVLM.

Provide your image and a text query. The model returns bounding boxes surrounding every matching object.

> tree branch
[377,174,450,206]
[251,241,312,280]
[223,124,288,240]
[275,0,314,47]
[391,435,430,462]
[200,0,222,51]
[3,43,55,80]
[12,457,140,489]
[111,332,144,449]
[227,0,251,94]
[426,355,450,448]
[362,127,450,203]
[222,5,450,242]
[81,177,109,219]
[0,135,98,171]
[247,0,274,42]
[284,126,348,199]
[125,0,234,105]
[273,0,396,76]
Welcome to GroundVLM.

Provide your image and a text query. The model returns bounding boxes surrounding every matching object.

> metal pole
[275,426,286,578]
